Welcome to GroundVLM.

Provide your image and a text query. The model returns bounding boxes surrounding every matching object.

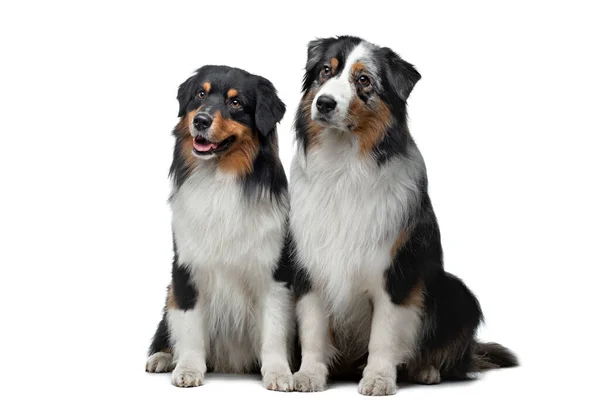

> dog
[288,36,518,395]
[145,65,296,391]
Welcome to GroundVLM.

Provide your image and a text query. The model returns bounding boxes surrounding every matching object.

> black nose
[316,95,337,114]
[193,114,212,130]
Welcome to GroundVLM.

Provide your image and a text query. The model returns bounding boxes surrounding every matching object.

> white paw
[413,366,440,385]
[146,352,174,373]
[262,364,294,392]
[171,364,206,387]
[293,365,327,392]
[358,371,397,396]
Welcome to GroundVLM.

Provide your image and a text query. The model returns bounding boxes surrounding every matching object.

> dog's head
[175,65,285,175]
[297,36,420,156]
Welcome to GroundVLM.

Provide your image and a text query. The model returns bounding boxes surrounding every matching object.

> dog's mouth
[313,115,354,131]
[192,135,235,156]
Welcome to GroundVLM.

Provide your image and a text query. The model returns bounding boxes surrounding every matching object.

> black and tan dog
[288,36,518,395]
[146,65,295,390]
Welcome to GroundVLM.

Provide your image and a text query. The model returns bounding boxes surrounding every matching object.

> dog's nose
[193,114,213,130]
[316,95,337,114]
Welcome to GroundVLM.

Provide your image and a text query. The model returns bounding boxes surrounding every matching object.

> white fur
[290,126,425,392]
[146,351,173,373]
[311,43,369,126]
[293,292,332,392]
[358,289,422,395]
[168,308,207,387]
[260,281,294,391]
[166,160,292,387]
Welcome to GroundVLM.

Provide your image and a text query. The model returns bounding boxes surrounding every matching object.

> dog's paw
[146,352,174,373]
[293,365,327,392]
[411,366,440,385]
[358,371,397,396]
[262,364,293,392]
[171,363,205,387]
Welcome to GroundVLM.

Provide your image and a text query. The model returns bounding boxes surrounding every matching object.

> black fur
[171,263,197,311]
[242,131,288,201]
[273,224,294,287]
[148,311,170,357]
[276,226,313,297]
[169,133,193,189]
[373,45,420,164]
[293,104,316,157]
[292,266,313,300]
[474,342,519,370]
[255,77,286,135]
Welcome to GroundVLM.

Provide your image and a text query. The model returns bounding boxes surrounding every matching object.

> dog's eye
[197,90,206,99]
[230,98,242,108]
[358,75,371,87]
[321,65,331,78]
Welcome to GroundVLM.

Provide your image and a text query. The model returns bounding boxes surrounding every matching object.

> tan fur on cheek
[349,97,392,157]
[218,133,259,176]
[211,112,258,176]
[352,61,365,75]
[176,110,202,170]
[301,89,323,150]
[210,111,251,142]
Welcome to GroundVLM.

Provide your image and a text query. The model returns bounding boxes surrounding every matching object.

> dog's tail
[472,341,518,371]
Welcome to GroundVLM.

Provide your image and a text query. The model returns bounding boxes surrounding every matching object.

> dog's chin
[312,114,353,132]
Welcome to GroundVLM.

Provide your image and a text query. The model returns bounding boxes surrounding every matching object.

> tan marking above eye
[227,88,238,99]
[351,61,366,75]
[202,82,211,93]
[330,57,339,74]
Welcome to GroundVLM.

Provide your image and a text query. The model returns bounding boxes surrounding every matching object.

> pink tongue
[193,140,217,152]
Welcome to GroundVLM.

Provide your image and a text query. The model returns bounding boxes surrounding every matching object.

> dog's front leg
[260,281,294,391]
[293,291,332,392]
[166,267,208,388]
[358,290,422,396]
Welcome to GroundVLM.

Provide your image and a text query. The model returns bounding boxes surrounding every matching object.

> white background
[1,1,598,398]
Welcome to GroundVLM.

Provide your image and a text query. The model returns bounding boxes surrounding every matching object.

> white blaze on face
[311,43,369,126]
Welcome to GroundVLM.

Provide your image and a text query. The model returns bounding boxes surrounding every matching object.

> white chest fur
[290,132,424,318]
[169,165,288,372]
[171,166,287,275]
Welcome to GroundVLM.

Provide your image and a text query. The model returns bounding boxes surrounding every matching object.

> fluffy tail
[473,341,518,371]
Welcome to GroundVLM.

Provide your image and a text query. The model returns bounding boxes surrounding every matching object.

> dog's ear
[176,75,196,117]
[255,77,286,135]
[381,47,421,101]
[302,38,331,92]
[306,38,328,72]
